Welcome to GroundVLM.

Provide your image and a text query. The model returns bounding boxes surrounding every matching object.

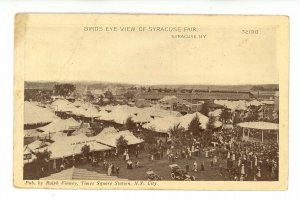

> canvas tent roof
[37,117,80,133]
[93,127,144,147]
[51,99,75,112]
[97,104,182,124]
[30,133,112,159]
[24,129,46,138]
[24,101,58,125]
[237,121,279,130]
[28,127,141,159]
[40,167,126,180]
[27,140,51,151]
[143,112,210,133]
[159,96,178,102]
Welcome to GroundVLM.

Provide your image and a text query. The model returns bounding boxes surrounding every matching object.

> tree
[125,116,136,130]
[81,144,90,159]
[104,90,115,101]
[206,116,215,130]
[246,106,259,121]
[53,83,75,97]
[168,123,186,148]
[220,109,232,123]
[34,149,52,177]
[188,114,202,136]
[168,123,185,138]
[116,136,128,154]
[232,113,242,125]
[200,102,209,116]
[124,92,135,100]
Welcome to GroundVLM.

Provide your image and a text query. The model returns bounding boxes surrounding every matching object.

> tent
[24,101,58,125]
[29,133,112,160]
[142,112,210,133]
[237,121,279,143]
[51,99,75,112]
[37,117,80,133]
[93,127,144,147]
[40,167,126,180]
[238,121,279,130]
[159,96,178,102]
[49,137,111,159]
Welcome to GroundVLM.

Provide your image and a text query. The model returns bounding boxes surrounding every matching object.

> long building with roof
[136,91,254,102]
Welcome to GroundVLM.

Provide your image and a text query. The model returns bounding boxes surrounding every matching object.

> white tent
[159,95,177,102]
[51,99,75,112]
[237,121,279,143]
[143,112,209,133]
[24,101,58,125]
[49,135,111,159]
[97,104,181,124]
[237,121,279,130]
[37,117,80,133]
[93,127,144,147]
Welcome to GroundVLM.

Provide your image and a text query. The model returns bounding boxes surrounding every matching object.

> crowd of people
[163,127,279,181]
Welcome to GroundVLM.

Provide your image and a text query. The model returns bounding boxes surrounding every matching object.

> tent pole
[248,129,250,140]
[277,132,279,144]
[242,128,245,140]
[261,130,264,143]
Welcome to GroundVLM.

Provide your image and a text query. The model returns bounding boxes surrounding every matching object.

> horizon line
[24,80,279,86]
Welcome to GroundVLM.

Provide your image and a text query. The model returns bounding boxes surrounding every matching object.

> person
[60,163,65,171]
[103,160,108,170]
[188,150,192,160]
[126,152,130,161]
[201,161,205,171]
[256,166,261,181]
[136,160,140,168]
[193,161,198,172]
[92,157,97,167]
[241,164,245,176]
[191,145,195,156]
[41,167,45,177]
[123,151,126,160]
[227,151,231,159]
[185,164,189,173]
[111,163,115,173]
[210,159,214,169]
[205,150,209,158]
[238,158,242,167]
[219,161,223,176]
[231,153,236,161]
[213,155,218,164]
[127,160,133,169]
[107,164,112,176]
[116,166,120,177]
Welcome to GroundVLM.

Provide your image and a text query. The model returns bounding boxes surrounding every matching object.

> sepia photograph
[13,14,289,190]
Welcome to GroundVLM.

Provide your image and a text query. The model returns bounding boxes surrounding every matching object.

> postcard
[14,14,289,190]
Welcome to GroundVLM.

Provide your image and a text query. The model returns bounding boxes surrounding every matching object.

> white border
[1,0,300,200]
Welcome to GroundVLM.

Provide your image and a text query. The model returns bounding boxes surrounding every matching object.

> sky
[23,17,279,85]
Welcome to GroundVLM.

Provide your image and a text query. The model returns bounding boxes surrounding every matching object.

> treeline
[24,89,53,102]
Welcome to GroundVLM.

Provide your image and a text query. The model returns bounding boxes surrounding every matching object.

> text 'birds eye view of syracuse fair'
[23,81,279,181]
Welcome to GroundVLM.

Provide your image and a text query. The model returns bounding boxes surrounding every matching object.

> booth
[237,121,279,143]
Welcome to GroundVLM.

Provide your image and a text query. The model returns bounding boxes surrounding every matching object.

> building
[136,90,254,102]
